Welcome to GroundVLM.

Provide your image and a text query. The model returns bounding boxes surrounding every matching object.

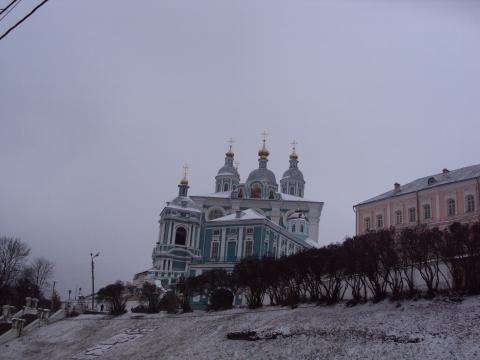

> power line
[0,0,18,15]
[0,0,49,42]
[0,0,22,23]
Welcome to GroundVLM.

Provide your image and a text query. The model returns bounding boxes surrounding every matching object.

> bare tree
[0,237,30,288]
[25,257,55,292]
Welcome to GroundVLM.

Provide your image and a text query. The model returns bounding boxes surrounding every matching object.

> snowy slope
[3,296,480,360]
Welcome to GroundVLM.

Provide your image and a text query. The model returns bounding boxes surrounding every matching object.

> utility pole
[90,252,100,311]
[50,281,56,310]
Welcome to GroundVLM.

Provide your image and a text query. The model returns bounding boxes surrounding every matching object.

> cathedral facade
[139,138,324,289]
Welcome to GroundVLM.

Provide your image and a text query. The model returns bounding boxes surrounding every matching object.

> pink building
[354,165,480,235]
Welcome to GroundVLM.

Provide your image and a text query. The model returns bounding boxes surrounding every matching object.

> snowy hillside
[3,296,480,360]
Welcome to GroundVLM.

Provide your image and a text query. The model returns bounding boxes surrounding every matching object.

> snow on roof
[192,191,321,203]
[279,193,320,203]
[165,203,201,213]
[209,208,266,222]
[192,191,232,198]
[357,164,480,206]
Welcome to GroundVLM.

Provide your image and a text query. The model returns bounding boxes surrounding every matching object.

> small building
[354,164,480,235]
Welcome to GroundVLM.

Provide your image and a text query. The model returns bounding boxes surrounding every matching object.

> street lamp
[90,252,100,311]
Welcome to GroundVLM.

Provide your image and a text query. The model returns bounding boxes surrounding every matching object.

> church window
[216,183,221,192]
[223,183,229,191]
[395,210,403,225]
[466,195,475,213]
[291,223,296,233]
[423,204,431,219]
[213,229,220,236]
[246,227,254,235]
[251,183,262,198]
[211,241,219,259]
[238,188,244,198]
[209,209,224,220]
[245,240,253,257]
[175,227,186,246]
[269,190,275,199]
[299,188,303,197]
[282,185,287,193]
[163,259,166,270]
[289,186,295,195]
[300,224,304,233]
[376,214,383,228]
[447,198,456,216]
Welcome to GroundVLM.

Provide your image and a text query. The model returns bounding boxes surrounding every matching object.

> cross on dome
[180,164,189,185]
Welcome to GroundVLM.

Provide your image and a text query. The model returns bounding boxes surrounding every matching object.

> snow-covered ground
[3,296,480,360]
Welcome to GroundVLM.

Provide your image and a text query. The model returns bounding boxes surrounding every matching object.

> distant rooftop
[357,164,480,206]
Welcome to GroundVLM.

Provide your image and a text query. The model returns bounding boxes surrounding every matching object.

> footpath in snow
[2,296,480,360]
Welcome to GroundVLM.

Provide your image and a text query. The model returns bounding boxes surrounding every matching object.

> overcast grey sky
[1,0,479,297]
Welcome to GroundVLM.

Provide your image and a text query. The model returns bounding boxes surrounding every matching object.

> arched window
[300,223,304,233]
[250,183,262,198]
[237,188,244,198]
[291,223,296,233]
[209,209,224,220]
[376,214,383,228]
[289,186,295,195]
[223,182,229,191]
[175,227,186,246]
[364,217,371,231]
[466,195,475,213]
[447,198,456,216]
[299,187,303,197]
[269,190,275,199]
[395,210,403,225]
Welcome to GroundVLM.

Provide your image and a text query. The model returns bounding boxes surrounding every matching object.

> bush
[159,292,179,314]
[209,288,234,311]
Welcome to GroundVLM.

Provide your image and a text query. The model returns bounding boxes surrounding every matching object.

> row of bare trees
[184,221,480,309]
[0,236,56,308]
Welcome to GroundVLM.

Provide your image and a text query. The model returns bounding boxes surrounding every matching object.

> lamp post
[90,252,99,311]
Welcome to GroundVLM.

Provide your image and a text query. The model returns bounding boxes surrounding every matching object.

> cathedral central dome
[246,167,277,185]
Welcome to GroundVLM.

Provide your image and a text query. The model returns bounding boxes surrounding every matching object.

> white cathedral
[134,137,324,292]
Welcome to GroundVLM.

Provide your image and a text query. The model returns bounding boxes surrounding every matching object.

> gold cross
[261,130,268,141]
[227,137,234,151]
[291,140,297,150]
[183,164,189,178]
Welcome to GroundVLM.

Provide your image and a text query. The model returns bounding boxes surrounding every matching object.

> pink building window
[408,208,416,223]
[423,204,431,220]
[447,199,456,217]
[376,214,383,228]
[466,195,475,213]
[364,217,371,231]
[395,210,403,225]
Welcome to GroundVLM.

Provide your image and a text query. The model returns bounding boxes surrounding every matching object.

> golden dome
[180,175,188,185]
[180,165,189,185]
[290,147,298,160]
[258,144,269,158]
[226,144,234,158]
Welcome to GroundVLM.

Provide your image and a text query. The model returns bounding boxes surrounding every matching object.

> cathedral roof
[281,167,305,182]
[167,195,201,212]
[246,167,277,185]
